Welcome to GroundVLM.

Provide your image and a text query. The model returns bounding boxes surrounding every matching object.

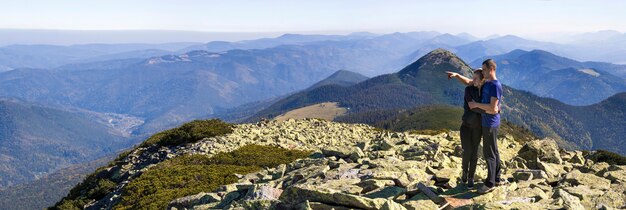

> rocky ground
[87,119,626,209]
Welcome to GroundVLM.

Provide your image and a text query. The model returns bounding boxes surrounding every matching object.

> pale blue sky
[1,0,625,37]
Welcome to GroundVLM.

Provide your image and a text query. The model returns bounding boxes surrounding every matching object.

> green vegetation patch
[140,119,234,147]
[588,150,626,165]
[51,166,113,210]
[114,144,312,209]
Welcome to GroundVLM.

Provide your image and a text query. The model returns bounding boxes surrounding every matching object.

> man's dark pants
[482,126,501,187]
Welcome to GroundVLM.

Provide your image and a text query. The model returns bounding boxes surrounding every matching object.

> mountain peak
[423,48,456,57]
[306,69,369,90]
[398,48,472,76]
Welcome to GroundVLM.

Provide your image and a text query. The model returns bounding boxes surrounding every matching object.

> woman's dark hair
[473,69,484,79]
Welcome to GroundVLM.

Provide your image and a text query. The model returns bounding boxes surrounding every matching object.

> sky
[1,0,625,43]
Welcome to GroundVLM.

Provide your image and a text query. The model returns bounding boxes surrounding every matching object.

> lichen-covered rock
[167,192,221,209]
[517,139,563,168]
[513,171,533,181]
[242,185,283,201]
[563,170,611,190]
[380,199,407,210]
[363,186,406,200]
[279,185,387,210]
[553,189,585,210]
[604,169,626,183]
[508,187,549,201]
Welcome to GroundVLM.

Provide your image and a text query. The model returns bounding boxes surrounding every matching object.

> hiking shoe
[477,185,495,194]
[496,179,510,186]
[467,182,475,190]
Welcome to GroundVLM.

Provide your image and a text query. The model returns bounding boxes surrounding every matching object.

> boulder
[380,199,407,210]
[322,146,365,162]
[594,189,626,209]
[403,193,439,210]
[516,178,548,189]
[168,192,221,209]
[537,161,567,178]
[243,185,283,201]
[432,168,461,188]
[512,171,533,181]
[363,186,406,200]
[279,185,387,210]
[568,151,585,165]
[553,189,585,210]
[604,169,626,183]
[562,185,604,201]
[582,161,610,176]
[357,179,396,194]
[315,179,363,195]
[508,187,549,201]
[563,170,611,190]
[517,139,562,168]
[513,169,548,181]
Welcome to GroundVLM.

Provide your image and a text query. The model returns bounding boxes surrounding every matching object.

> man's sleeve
[495,83,502,100]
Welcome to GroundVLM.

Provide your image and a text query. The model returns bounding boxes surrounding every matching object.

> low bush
[588,150,626,165]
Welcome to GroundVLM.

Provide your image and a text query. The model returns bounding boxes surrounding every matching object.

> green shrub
[52,200,81,210]
[116,164,259,210]
[50,166,112,209]
[588,150,626,165]
[113,145,312,210]
[140,119,233,147]
[87,179,117,199]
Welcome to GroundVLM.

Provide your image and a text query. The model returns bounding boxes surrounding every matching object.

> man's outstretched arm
[469,97,499,114]
[446,71,472,86]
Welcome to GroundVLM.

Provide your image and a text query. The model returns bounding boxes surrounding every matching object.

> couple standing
[446,59,507,194]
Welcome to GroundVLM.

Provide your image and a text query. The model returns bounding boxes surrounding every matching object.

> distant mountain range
[0,32,480,135]
[247,49,626,154]
[470,49,626,105]
[0,43,197,69]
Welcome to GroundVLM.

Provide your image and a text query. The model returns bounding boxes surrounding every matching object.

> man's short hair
[482,59,497,71]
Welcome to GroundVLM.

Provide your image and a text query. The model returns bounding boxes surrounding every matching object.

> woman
[446,69,487,189]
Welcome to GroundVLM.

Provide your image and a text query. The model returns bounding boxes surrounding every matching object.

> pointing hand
[445,71,458,80]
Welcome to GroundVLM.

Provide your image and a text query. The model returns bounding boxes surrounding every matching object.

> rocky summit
[65,119,626,209]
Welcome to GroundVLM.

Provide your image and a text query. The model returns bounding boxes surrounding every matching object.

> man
[468,59,506,194]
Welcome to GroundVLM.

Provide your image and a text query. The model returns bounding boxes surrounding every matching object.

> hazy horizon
[2,0,626,45]
[0,28,624,46]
